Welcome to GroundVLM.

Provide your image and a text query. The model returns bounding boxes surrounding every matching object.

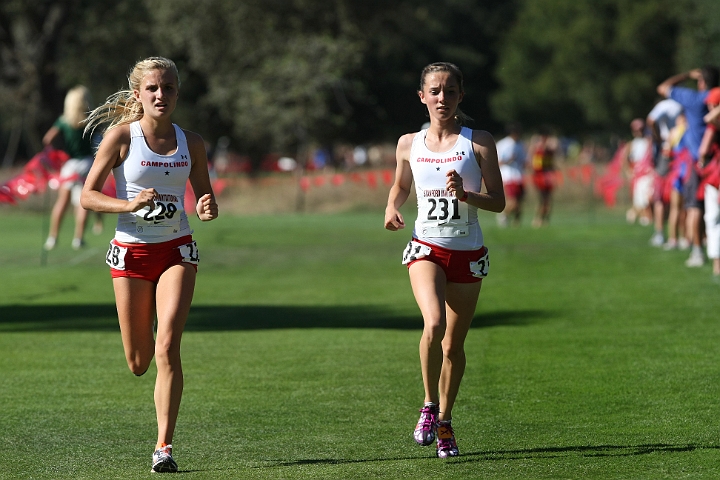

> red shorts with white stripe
[404,238,488,284]
[106,235,198,284]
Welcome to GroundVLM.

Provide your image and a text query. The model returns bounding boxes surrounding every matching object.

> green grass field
[2,201,720,479]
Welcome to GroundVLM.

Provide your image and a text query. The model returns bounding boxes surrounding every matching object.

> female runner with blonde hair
[81,56,218,473]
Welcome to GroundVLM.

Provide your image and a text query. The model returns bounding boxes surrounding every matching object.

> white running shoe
[71,238,84,250]
[151,444,178,473]
[662,239,677,251]
[678,238,691,250]
[44,237,56,251]
[685,252,705,268]
[649,232,664,247]
[496,213,508,228]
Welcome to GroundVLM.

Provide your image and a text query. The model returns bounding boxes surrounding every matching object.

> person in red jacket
[698,88,720,275]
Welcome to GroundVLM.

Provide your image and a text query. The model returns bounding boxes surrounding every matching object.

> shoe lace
[437,423,456,449]
[418,406,438,431]
[155,444,172,457]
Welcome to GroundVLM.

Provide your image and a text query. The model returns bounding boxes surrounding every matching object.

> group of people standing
[494,124,559,228]
[492,64,720,280]
[624,66,720,276]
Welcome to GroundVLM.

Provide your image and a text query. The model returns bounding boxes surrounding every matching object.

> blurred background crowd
[1,0,719,168]
[2,0,720,246]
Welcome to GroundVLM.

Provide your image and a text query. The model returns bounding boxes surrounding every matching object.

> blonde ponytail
[84,56,180,137]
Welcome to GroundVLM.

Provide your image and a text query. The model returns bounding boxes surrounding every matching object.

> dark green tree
[17,0,720,166]
[0,0,153,165]
[0,0,72,164]
[672,0,720,70]
[149,0,365,163]
[343,0,515,142]
[491,0,678,135]
[149,0,514,163]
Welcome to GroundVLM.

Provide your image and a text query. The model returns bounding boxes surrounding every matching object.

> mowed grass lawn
[2,202,720,479]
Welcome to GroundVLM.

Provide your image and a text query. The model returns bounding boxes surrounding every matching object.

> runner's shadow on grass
[456,443,720,462]
[264,443,720,467]
[0,304,551,332]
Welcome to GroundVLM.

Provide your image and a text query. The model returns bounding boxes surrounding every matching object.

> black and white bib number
[106,242,128,270]
[418,196,469,237]
[469,249,490,278]
[402,240,432,265]
[427,197,462,222]
[133,201,182,234]
[141,201,179,222]
[178,241,200,265]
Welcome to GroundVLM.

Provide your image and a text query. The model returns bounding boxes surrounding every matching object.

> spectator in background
[698,88,720,276]
[43,85,100,251]
[657,66,720,267]
[647,98,683,247]
[312,147,330,170]
[662,113,690,251]
[495,123,526,227]
[528,126,557,228]
[623,118,654,227]
[353,145,368,167]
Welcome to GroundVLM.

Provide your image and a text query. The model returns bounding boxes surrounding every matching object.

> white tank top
[410,127,484,250]
[113,121,192,243]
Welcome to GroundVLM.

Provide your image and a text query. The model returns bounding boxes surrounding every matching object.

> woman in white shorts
[43,85,99,250]
[384,62,505,458]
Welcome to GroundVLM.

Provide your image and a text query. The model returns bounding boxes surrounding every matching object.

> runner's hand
[196,193,218,221]
[384,207,405,231]
[128,188,157,212]
[446,169,465,199]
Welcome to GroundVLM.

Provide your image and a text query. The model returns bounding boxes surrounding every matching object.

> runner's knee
[422,320,446,343]
[154,337,181,366]
[127,357,152,376]
[442,340,466,360]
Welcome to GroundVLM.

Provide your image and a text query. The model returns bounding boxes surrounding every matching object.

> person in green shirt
[43,85,102,250]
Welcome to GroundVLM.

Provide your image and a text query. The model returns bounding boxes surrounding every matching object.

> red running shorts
[403,238,488,284]
[106,235,198,283]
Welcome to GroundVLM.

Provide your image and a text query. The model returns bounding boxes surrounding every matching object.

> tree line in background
[1,0,719,168]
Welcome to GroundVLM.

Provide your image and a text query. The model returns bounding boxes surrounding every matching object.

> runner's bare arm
[385,133,415,231]
[81,125,156,214]
[450,130,504,213]
[186,130,218,221]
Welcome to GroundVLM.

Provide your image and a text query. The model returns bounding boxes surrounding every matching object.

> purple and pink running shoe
[436,421,459,458]
[413,403,439,446]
